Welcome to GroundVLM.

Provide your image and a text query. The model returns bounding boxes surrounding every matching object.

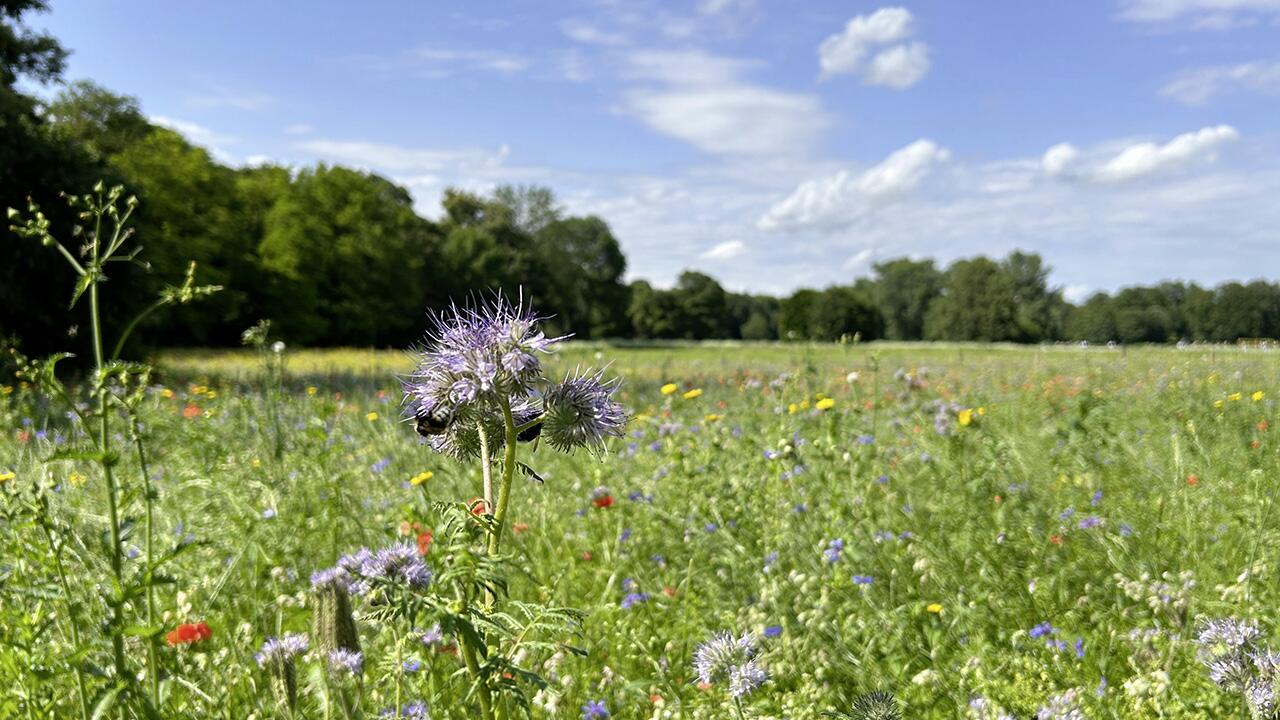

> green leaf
[90,684,122,720]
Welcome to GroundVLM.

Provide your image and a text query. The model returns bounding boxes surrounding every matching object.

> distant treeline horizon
[4,5,1280,359]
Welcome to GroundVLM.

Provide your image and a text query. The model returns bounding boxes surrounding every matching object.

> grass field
[5,341,1280,718]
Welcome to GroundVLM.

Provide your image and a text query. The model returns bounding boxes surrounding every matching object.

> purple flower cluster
[542,368,628,453]
[256,633,308,667]
[311,543,432,596]
[328,648,364,677]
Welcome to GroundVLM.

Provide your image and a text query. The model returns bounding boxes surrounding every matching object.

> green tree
[872,258,941,340]
[258,165,436,345]
[924,257,1020,342]
[1002,250,1066,341]
[45,80,150,158]
[673,271,728,339]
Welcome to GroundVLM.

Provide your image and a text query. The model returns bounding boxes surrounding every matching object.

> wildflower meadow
[5,191,1280,717]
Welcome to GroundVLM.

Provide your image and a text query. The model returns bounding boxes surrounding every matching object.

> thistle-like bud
[541,369,627,453]
[312,569,362,663]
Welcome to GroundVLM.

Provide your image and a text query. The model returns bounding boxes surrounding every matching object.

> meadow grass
[4,341,1280,718]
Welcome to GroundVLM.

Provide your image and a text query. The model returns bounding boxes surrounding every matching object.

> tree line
[3,2,1278,355]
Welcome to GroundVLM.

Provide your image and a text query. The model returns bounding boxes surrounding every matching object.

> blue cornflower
[824,539,844,564]
[793,503,807,513]
[1030,621,1056,639]
[853,575,874,585]
[705,523,718,533]
[403,659,421,673]
[763,551,778,569]
[621,592,650,609]
[857,434,875,445]
[581,700,609,719]
[1091,489,1103,506]
[619,528,633,542]
[764,625,783,638]
[1075,637,1085,659]
[651,554,666,567]
[1078,515,1101,529]
[1059,506,1075,520]
[372,458,391,474]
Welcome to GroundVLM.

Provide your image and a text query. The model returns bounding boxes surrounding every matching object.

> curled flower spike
[256,633,309,667]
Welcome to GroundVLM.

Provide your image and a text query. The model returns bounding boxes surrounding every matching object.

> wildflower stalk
[128,414,160,709]
[38,511,90,720]
[87,196,130,694]
[487,395,519,557]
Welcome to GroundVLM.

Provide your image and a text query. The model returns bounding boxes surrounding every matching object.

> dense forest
[3,1,1278,357]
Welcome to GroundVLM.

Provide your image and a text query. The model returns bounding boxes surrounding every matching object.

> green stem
[455,584,495,720]
[130,415,160,709]
[39,516,90,720]
[734,696,747,720]
[487,396,519,558]
[478,422,494,512]
[110,297,169,361]
[88,202,129,695]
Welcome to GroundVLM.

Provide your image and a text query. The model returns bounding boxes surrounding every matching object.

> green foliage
[925,257,1021,342]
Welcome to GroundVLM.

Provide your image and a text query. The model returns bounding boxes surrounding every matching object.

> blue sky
[27,0,1280,298]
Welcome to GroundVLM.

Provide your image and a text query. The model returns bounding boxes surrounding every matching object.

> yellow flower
[926,603,943,614]
[160,388,174,399]
[251,458,261,469]
[788,403,798,415]
[957,409,973,426]
[0,470,14,483]
[410,471,434,486]
[799,399,810,410]
[306,386,318,396]
[205,389,217,399]
[815,398,836,411]
[1253,391,1266,402]
[1229,392,1243,402]
[68,471,86,485]
[1214,399,1225,409]
[661,383,678,396]
[367,412,379,421]
[705,413,723,422]
[977,406,986,416]
[682,388,703,400]
[0,386,12,396]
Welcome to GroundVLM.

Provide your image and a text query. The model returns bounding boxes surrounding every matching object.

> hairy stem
[487,396,519,558]
[130,415,160,709]
[40,517,89,720]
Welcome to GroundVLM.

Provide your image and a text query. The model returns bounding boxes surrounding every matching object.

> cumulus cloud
[700,240,746,260]
[150,116,238,148]
[818,7,930,88]
[1041,143,1080,177]
[758,139,949,230]
[1095,125,1239,182]
[624,50,827,157]
[1161,60,1280,105]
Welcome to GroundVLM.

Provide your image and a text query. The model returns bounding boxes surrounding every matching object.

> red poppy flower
[1049,534,1064,546]
[416,530,433,556]
[166,621,212,646]
[592,494,615,509]
[469,498,489,515]
[181,404,201,419]
[512,523,529,534]
[1186,474,1199,487]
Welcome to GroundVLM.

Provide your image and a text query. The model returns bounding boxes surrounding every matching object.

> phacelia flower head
[360,543,433,589]
[256,633,309,667]
[694,631,768,698]
[542,368,627,453]
[328,648,364,677]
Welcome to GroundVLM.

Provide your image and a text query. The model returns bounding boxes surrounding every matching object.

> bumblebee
[414,404,454,437]
[517,420,543,443]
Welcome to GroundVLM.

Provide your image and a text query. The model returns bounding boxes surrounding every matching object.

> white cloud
[1041,143,1080,177]
[284,123,313,136]
[1118,0,1280,23]
[1095,125,1239,182]
[559,19,628,46]
[863,42,931,88]
[699,0,755,14]
[354,47,530,77]
[1161,60,1280,104]
[700,240,746,260]
[758,139,949,229]
[844,248,874,270]
[297,139,512,174]
[150,115,238,148]
[1063,284,1092,303]
[623,50,828,157]
[818,7,930,88]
